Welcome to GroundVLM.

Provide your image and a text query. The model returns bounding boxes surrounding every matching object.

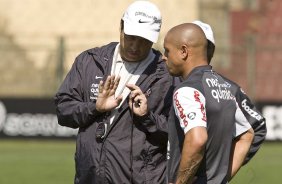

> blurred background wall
[1,0,280,101]
[0,0,281,140]
[0,0,199,97]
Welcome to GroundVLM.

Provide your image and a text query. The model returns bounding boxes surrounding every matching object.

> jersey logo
[187,112,196,120]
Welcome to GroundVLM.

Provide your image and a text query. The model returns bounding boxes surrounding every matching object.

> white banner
[262,105,282,140]
[0,100,77,137]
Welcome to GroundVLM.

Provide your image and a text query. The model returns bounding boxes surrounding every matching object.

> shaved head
[165,23,207,55]
[163,23,209,79]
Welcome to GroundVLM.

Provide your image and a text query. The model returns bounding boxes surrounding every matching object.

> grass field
[0,139,75,184]
[0,140,280,184]
[231,142,281,184]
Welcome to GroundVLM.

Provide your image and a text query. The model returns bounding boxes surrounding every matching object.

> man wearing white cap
[54,1,176,183]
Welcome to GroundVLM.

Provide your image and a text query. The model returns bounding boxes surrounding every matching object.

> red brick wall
[216,0,282,102]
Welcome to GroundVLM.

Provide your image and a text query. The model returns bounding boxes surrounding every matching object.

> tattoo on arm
[177,160,199,184]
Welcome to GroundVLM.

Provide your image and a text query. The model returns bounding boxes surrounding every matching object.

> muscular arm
[228,127,254,181]
[176,127,207,184]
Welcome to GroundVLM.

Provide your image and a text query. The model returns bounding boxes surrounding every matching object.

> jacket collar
[87,42,118,75]
[134,50,166,86]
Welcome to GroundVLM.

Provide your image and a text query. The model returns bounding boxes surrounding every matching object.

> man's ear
[180,44,189,60]
[120,19,124,32]
[207,41,215,64]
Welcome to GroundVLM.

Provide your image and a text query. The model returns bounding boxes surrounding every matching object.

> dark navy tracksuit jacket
[54,42,176,184]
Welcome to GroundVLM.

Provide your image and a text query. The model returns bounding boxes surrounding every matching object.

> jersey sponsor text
[206,78,234,103]
[174,91,188,126]
[241,99,263,121]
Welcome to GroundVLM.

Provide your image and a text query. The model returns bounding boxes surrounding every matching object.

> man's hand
[126,84,148,116]
[96,75,122,112]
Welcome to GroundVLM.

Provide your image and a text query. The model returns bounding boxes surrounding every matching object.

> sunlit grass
[231,142,281,184]
[0,139,75,184]
[0,140,280,184]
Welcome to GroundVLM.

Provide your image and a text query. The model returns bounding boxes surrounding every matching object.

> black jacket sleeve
[235,88,267,164]
[54,54,102,129]
[133,76,178,133]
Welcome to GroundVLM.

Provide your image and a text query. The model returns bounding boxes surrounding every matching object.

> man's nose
[162,55,167,61]
[130,37,143,49]
[131,41,139,51]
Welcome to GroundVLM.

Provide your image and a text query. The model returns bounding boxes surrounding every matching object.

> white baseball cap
[192,20,215,44]
[122,1,162,43]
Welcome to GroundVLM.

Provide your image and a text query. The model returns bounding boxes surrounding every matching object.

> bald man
[163,23,254,184]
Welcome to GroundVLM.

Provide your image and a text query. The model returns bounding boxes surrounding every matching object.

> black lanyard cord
[129,99,134,184]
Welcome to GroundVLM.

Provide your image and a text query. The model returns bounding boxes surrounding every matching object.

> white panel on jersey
[234,106,252,137]
[173,87,207,134]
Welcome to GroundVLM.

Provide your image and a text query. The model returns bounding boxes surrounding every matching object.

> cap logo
[138,19,150,23]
